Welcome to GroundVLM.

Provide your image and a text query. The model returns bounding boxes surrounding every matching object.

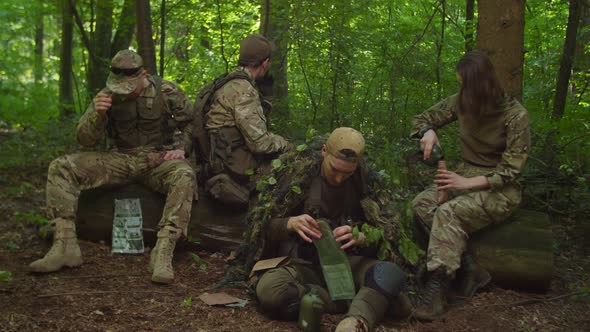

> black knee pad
[364,262,406,298]
[275,282,301,321]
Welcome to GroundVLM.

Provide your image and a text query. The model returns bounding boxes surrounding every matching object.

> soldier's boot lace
[151,225,181,284]
[29,218,82,272]
[335,316,368,332]
[413,268,451,321]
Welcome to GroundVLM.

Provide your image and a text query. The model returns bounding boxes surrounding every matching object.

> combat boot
[413,268,451,321]
[335,316,368,332]
[150,225,181,284]
[455,253,491,299]
[29,218,82,272]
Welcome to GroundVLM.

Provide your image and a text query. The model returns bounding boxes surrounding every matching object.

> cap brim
[106,73,141,95]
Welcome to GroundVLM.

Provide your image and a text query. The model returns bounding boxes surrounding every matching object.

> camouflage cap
[239,34,272,66]
[326,127,365,163]
[106,50,144,95]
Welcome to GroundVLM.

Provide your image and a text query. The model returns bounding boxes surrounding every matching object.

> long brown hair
[456,50,505,117]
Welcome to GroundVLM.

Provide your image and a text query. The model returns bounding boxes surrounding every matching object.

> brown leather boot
[29,218,82,272]
[456,254,491,299]
[413,268,451,321]
[150,225,181,284]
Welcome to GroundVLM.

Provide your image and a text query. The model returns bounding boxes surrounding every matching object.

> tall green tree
[552,0,583,120]
[137,0,157,74]
[477,0,525,100]
[111,0,136,56]
[88,0,113,96]
[59,0,74,116]
[260,0,290,122]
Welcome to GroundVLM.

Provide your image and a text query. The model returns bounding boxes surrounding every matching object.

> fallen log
[76,185,554,291]
[469,209,554,291]
[77,184,246,252]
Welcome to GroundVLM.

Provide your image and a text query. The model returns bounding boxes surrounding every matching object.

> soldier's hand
[94,93,112,115]
[287,214,322,243]
[163,149,186,160]
[333,225,365,250]
[420,129,440,161]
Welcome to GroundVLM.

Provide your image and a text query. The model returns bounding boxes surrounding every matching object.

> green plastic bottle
[298,289,325,332]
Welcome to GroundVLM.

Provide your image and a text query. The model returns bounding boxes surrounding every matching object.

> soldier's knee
[256,270,301,320]
[363,261,406,298]
[48,156,71,176]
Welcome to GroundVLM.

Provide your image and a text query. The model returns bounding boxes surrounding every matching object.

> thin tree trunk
[111,0,136,56]
[34,4,44,84]
[260,0,290,122]
[465,0,475,53]
[59,0,75,116]
[436,0,446,100]
[136,0,157,75]
[214,0,228,72]
[552,0,582,120]
[88,0,113,96]
[159,0,166,78]
[477,0,525,100]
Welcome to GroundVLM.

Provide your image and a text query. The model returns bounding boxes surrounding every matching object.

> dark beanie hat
[239,34,272,66]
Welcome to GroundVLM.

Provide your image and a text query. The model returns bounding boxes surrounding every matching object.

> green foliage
[181,296,192,307]
[191,253,201,264]
[13,210,47,226]
[0,270,13,285]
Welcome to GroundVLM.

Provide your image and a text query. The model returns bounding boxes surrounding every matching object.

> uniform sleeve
[485,104,530,190]
[230,80,289,154]
[76,96,109,147]
[411,94,459,138]
[162,81,194,154]
[266,217,292,241]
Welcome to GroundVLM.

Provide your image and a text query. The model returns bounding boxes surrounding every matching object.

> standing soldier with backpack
[193,34,291,208]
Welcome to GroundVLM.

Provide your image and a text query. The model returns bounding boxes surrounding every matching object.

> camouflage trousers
[412,163,521,274]
[255,256,392,330]
[45,150,195,235]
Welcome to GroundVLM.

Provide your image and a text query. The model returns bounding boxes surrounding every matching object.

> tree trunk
[260,0,290,122]
[552,0,582,121]
[136,0,157,75]
[59,0,75,117]
[159,0,166,78]
[88,0,114,97]
[436,0,446,100]
[111,0,136,56]
[34,4,44,84]
[477,0,525,100]
[465,0,475,53]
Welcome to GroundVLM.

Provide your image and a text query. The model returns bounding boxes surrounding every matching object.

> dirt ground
[1,166,589,332]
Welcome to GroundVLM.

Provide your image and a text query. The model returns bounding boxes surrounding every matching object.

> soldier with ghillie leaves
[203,34,290,207]
[247,128,407,332]
[411,50,530,320]
[29,50,195,285]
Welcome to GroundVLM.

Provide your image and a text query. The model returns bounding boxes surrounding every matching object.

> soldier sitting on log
[193,34,291,208]
[411,50,530,320]
[29,50,195,285]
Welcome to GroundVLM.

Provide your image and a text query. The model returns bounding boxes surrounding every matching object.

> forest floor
[1,164,590,332]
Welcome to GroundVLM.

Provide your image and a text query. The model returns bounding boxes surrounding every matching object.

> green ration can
[298,289,326,332]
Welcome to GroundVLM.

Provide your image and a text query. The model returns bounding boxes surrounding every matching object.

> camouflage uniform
[47,76,195,235]
[206,66,289,178]
[256,143,405,330]
[411,94,530,274]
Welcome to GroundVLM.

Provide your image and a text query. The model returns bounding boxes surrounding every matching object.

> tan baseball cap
[325,127,365,162]
[106,50,144,95]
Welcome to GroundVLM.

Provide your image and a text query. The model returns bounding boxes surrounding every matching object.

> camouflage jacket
[205,67,289,154]
[77,76,194,153]
[221,136,406,285]
[411,94,530,191]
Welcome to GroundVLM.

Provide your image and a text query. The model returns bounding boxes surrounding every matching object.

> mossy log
[77,184,246,252]
[469,209,554,291]
[77,185,554,290]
